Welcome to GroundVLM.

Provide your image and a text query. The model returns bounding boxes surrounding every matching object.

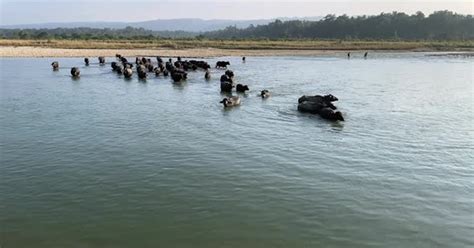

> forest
[205,11,474,40]
[1,11,472,41]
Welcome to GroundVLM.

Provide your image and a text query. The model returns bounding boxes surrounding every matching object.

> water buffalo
[242,56,246,62]
[116,64,124,74]
[123,68,133,78]
[298,94,338,110]
[220,74,233,84]
[189,60,211,70]
[111,62,123,73]
[220,81,233,93]
[147,63,154,72]
[51,61,59,70]
[70,67,80,77]
[84,58,89,66]
[171,70,187,82]
[138,70,147,79]
[319,108,344,121]
[137,64,146,72]
[260,90,270,98]
[98,56,105,64]
[298,94,344,121]
[297,101,324,114]
[225,70,234,78]
[137,65,147,79]
[236,84,249,93]
[171,73,184,82]
[154,67,161,76]
[205,70,211,80]
[216,61,230,69]
[124,63,133,69]
[165,62,174,72]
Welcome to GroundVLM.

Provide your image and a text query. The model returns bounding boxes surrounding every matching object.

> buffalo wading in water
[205,70,211,80]
[70,67,80,77]
[98,56,105,64]
[319,107,344,121]
[123,68,133,78]
[260,90,270,98]
[137,64,147,79]
[154,67,161,76]
[51,61,59,70]
[236,84,249,93]
[225,70,234,79]
[220,74,233,84]
[171,70,188,82]
[298,94,338,110]
[220,81,233,93]
[216,61,230,69]
[298,94,344,121]
[84,58,89,66]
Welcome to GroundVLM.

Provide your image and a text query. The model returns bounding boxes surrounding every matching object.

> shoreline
[1,46,473,58]
[0,46,339,57]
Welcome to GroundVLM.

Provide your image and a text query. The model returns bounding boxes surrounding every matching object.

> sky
[0,0,472,25]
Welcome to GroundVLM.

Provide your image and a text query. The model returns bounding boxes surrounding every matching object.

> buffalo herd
[51,55,346,122]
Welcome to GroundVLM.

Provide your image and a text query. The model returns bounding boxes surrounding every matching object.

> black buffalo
[220,82,233,93]
[51,61,59,70]
[216,61,230,68]
[70,67,80,77]
[236,84,249,93]
[225,70,234,78]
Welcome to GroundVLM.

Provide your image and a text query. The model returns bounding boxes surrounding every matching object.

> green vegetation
[1,11,473,41]
[206,11,473,40]
[0,11,473,51]
[0,26,196,39]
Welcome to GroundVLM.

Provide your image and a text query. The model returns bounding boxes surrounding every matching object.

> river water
[1,53,473,247]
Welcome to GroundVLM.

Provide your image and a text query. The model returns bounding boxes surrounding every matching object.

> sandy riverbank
[0,46,351,57]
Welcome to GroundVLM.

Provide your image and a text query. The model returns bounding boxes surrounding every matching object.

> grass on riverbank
[1,39,473,51]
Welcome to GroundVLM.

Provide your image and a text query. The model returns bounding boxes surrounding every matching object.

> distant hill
[0,17,322,32]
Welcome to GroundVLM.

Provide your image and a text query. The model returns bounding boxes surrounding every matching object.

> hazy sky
[0,0,472,25]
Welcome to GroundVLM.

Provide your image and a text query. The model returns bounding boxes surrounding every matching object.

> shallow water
[1,53,473,248]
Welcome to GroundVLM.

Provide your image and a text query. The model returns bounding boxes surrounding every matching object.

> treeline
[1,11,472,41]
[205,11,474,40]
[0,26,196,39]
